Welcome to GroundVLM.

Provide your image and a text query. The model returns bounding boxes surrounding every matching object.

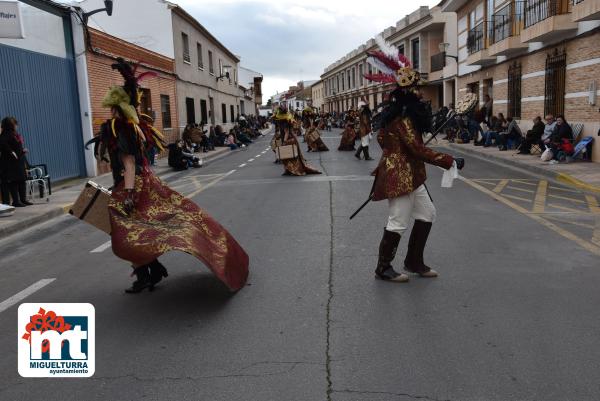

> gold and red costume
[338,122,356,151]
[282,133,321,176]
[305,126,329,152]
[372,117,453,201]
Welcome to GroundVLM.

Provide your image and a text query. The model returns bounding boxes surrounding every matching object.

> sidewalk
[441,140,600,193]
[0,146,231,239]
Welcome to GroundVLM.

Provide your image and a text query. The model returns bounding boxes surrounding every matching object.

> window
[351,67,356,88]
[200,99,208,125]
[182,33,190,63]
[218,59,223,76]
[209,50,214,74]
[411,38,420,70]
[341,72,345,91]
[347,69,351,90]
[358,64,363,87]
[221,103,227,124]
[160,95,171,128]
[197,43,203,69]
[544,49,566,117]
[469,9,476,29]
[398,44,405,55]
[230,105,235,122]
[507,62,521,119]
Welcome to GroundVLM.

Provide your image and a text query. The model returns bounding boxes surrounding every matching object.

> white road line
[90,240,111,253]
[261,150,267,154]
[248,158,255,162]
[0,279,56,314]
[239,163,247,168]
[255,154,261,158]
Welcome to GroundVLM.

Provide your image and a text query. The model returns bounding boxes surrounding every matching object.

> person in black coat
[518,116,545,154]
[0,117,31,207]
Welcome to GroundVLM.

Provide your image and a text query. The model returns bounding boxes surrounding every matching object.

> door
[200,99,208,125]
[209,97,215,125]
[185,97,195,124]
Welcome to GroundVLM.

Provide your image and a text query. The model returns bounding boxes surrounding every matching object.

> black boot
[354,146,363,160]
[362,146,374,160]
[375,229,409,282]
[148,259,169,288]
[18,181,33,205]
[404,220,438,277]
[9,182,25,207]
[125,265,152,293]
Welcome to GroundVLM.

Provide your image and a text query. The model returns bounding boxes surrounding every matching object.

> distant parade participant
[89,58,249,293]
[305,119,329,152]
[273,109,321,176]
[338,111,357,151]
[363,37,464,282]
[317,115,326,130]
[355,98,374,161]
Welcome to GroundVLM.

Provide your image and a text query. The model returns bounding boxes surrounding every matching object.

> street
[1,128,600,401]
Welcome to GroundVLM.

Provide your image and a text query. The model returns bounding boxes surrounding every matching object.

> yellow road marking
[544,214,596,229]
[533,180,548,214]
[493,179,509,193]
[549,185,580,193]
[503,194,533,203]
[586,195,600,214]
[511,179,538,186]
[547,203,585,213]
[460,177,600,257]
[548,194,586,204]
[506,186,535,194]
[185,170,235,199]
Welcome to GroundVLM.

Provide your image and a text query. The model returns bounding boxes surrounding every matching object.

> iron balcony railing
[467,22,485,54]
[430,52,446,72]
[489,2,526,44]
[183,50,191,63]
[524,0,569,28]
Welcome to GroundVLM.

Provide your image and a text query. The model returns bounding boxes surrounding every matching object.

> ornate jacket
[372,116,454,201]
[359,112,371,138]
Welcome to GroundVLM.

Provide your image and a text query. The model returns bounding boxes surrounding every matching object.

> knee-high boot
[375,228,409,282]
[9,182,25,207]
[354,145,363,160]
[362,146,374,160]
[125,264,152,293]
[18,181,32,205]
[404,220,438,277]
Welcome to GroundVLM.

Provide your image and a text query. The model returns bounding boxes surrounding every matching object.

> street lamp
[83,0,114,23]
[438,42,458,62]
[216,65,232,82]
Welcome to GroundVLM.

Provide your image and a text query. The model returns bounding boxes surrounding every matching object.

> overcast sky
[176,0,440,101]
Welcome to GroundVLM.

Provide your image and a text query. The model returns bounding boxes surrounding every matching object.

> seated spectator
[518,116,545,154]
[225,131,239,150]
[214,125,227,146]
[235,126,253,145]
[548,115,574,161]
[168,140,201,170]
[497,117,522,151]
[541,114,557,146]
[482,114,504,147]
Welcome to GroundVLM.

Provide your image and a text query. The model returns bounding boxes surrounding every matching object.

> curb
[0,143,250,241]
[444,143,600,194]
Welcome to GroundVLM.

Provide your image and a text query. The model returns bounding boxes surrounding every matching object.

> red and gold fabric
[372,117,453,201]
[338,123,356,151]
[109,169,249,291]
[359,113,371,138]
[281,135,321,176]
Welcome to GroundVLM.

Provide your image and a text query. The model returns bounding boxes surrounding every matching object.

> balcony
[487,3,529,56]
[521,0,577,42]
[466,23,496,66]
[572,0,600,21]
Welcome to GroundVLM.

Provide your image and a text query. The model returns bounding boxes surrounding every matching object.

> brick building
[86,28,178,172]
[443,0,600,161]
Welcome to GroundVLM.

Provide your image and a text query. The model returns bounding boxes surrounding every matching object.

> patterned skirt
[338,129,356,151]
[109,169,249,291]
[281,139,322,176]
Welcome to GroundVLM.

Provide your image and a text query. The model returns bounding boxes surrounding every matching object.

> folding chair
[26,164,51,202]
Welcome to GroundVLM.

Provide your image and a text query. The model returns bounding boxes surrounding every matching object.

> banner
[0,1,24,39]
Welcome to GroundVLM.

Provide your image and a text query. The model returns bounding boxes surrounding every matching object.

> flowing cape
[109,169,249,291]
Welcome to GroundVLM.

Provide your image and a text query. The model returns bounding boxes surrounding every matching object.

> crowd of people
[435,95,578,163]
[0,116,33,208]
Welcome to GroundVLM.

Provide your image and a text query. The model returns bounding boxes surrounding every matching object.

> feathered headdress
[363,35,422,87]
[110,57,157,107]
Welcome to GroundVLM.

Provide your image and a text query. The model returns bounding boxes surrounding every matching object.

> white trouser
[360,134,370,147]
[386,185,436,235]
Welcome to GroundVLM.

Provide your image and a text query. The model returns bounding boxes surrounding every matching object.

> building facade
[86,28,178,173]
[443,0,600,161]
[321,4,459,115]
[238,66,264,116]
[311,80,325,112]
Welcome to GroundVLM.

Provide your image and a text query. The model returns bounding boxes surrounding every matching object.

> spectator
[0,116,31,207]
[482,116,502,147]
[225,131,239,150]
[541,114,557,145]
[497,117,522,151]
[481,94,493,127]
[518,116,545,154]
[548,115,574,161]
[167,139,201,170]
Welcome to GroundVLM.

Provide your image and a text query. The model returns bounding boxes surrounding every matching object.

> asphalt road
[1,128,599,401]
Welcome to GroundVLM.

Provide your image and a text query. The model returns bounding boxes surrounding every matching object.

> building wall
[311,81,324,111]
[171,10,240,131]
[86,29,178,173]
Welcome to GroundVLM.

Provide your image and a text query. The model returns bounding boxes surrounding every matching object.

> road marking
[186,170,236,199]
[506,185,535,194]
[238,163,246,168]
[493,179,509,193]
[585,195,600,214]
[255,154,261,158]
[248,158,255,162]
[548,203,585,213]
[503,194,532,203]
[548,194,586,204]
[533,180,548,214]
[511,179,538,186]
[91,240,111,253]
[261,150,267,154]
[550,185,580,193]
[544,214,596,229]
[461,176,600,256]
[0,279,56,314]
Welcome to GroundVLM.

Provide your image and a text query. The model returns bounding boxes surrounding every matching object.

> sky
[176,0,441,102]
